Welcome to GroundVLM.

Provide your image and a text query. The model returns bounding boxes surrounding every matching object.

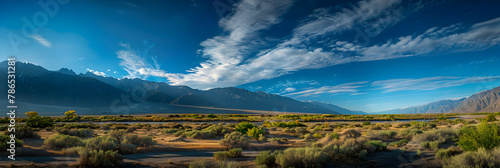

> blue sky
[1,0,500,112]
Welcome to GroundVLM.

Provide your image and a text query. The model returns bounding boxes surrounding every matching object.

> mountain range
[1,61,499,116]
[0,61,361,115]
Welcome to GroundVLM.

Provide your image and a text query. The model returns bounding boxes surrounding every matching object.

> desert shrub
[228,148,243,157]
[369,125,382,130]
[275,147,328,168]
[214,151,231,161]
[218,132,250,150]
[255,150,282,167]
[313,133,322,138]
[486,113,497,122]
[108,130,127,142]
[429,141,440,150]
[189,159,238,168]
[359,149,368,159]
[295,127,309,134]
[205,123,230,136]
[78,149,123,167]
[62,146,87,156]
[420,141,430,148]
[182,130,215,139]
[442,147,500,168]
[247,127,265,140]
[235,122,255,134]
[122,134,156,147]
[162,128,181,134]
[399,129,423,139]
[362,121,371,126]
[341,129,361,138]
[435,146,461,159]
[458,121,500,151]
[388,139,409,147]
[270,138,288,145]
[8,126,40,139]
[83,136,119,151]
[378,130,397,139]
[0,134,23,150]
[44,134,82,149]
[258,134,267,141]
[26,116,54,128]
[365,140,387,151]
[411,129,458,144]
[57,128,94,138]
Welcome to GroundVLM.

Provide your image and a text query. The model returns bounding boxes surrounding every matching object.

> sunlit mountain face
[1,0,500,113]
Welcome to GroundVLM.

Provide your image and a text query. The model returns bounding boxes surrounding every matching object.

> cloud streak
[32,34,52,48]
[372,76,500,93]
[285,81,368,97]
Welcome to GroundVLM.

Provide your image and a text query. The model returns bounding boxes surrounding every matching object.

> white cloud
[285,81,368,97]
[372,76,500,93]
[116,43,169,79]
[32,34,52,48]
[86,68,106,76]
[114,0,500,91]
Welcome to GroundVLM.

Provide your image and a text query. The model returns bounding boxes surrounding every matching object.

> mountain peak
[58,68,76,75]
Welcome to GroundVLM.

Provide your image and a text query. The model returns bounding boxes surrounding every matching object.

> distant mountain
[375,98,465,114]
[1,61,339,114]
[305,101,368,115]
[0,61,126,107]
[81,71,336,113]
[374,85,500,114]
[451,86,500,113]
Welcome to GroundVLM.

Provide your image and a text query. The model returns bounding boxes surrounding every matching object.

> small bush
[8,126,39,139]
[435,146,461,159]
[411,129,457,145]
[44,134,82,149]
[275,147,328,168]
[399,129,423,139]
[365,140,387,151]
[78,149,123,167]
[122,135,156,147]
[189,159,238,168]
[378,130,397,139]
[247,127,265,140]
[458,121,500,151]
[388,139,409,147]
[83,136,119,151]
[235,122,255,134]
[0,135,23,150]
[218,132,250,150]
[255,150,281,167]
[485,113,497,122]
[362,121,371,126]
[341,129,361,138]
[442,147,500,168]
[228,148,243,157]
[214,151,231,161]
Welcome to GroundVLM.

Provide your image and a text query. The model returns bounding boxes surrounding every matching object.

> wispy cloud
[86,68,106,76]
[116,43,168,79]
[114,0,500,91]
[32,34,52,48]
[285,81,368,97]
[372,76,500,93]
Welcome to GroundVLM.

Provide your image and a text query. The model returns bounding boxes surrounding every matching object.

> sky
[1,0,500,112]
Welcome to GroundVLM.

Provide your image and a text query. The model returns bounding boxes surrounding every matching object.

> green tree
[218,132,249,150]
[64,110,77,119]
[247,127,265,139]
[25,111,39,119]
[26,117,54,128]
[458,121,500,151]
[486,113,497,122]
[235,122,256,134]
